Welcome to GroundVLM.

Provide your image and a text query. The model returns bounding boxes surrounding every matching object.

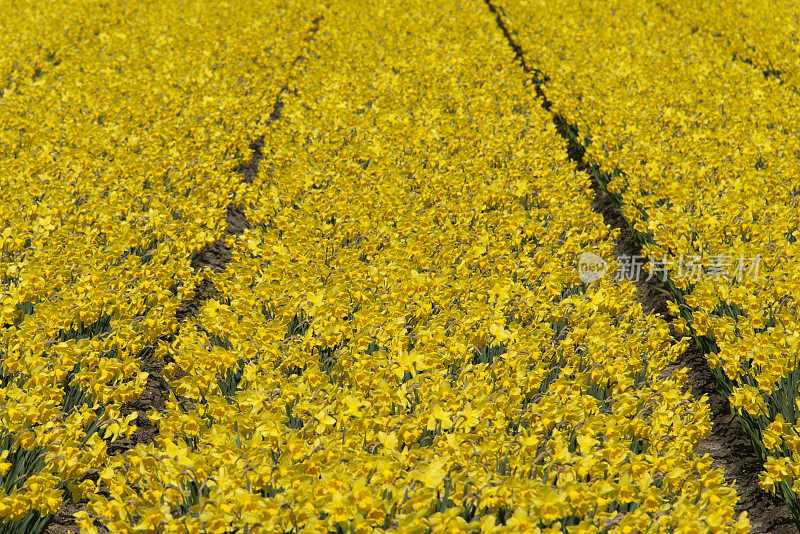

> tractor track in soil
[589,179,797,533]
[42,16,323,534]
[483,0,797,531]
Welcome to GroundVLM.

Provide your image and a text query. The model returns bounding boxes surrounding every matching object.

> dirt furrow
[119,15,324,452]
[482,0,797,530]
[43,16,325,534]
[589,178,797,533]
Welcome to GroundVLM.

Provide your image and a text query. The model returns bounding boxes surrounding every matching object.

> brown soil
[591,176,797,533]
[42,17,324,534]
[483,0,799,530]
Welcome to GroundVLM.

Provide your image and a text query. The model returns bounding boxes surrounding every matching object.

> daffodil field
[1,0,798,532]
[494,0,800,527]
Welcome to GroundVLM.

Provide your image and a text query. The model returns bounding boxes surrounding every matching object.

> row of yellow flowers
[76,0,747,531]
[655,0,800,90]
[0,0,155,93]
[496,0,800,521]
[0,0,318,530]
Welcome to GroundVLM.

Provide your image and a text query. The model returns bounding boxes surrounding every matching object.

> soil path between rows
[590,178,797,534]
[43,16,324,534]
[482,0,798,530]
